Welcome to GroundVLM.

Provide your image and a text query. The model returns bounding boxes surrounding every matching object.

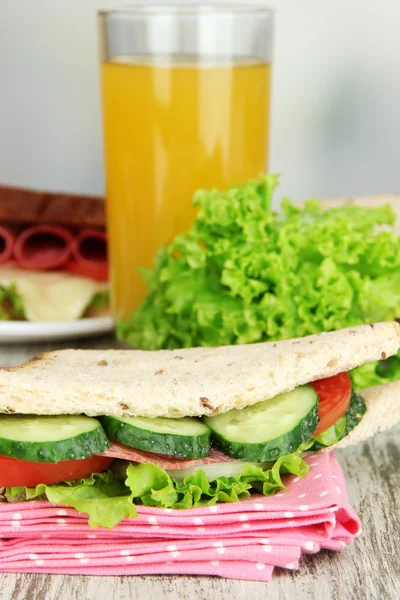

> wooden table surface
[1,334,399,600]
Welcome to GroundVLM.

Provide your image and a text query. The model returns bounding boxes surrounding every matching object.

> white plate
[0,317,115,343]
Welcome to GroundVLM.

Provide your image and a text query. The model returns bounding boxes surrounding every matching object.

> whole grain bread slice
[0,322,398,419]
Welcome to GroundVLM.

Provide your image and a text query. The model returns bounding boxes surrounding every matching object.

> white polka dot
[299,505,309,511]
[211,561,220,567]
[298,493,307,499]
[304,541,315,551]
[209,505,218,513]
[286,520,296,526]
[239,514,248,521]
[74,553,85,559]
[275,492,285,497]
[320,491,328,497]
[12,512,22,520]
[167,545,181,558]
[309,462,319,467]
[285,562,295,569]
[126,556,134,563]
[336,486,341,495]
[339,540,346,548]
[35,560,44,566]
[292,477,300,483]
[253,502,264,510]
[57,518,66,525]
[329,506,337,512]
[196,527,205,533]
[148,516,158,525]
[80,558,89,565]
[57,509,67,516]
[87,534,97,539]
[29,554,39,560]
[256,563,265,570]
[164,508,174,513]
[241,523,251,529]
[284,511,294,518]
[11,521,21,527]
[261,538,270,544]
[120,549,130,556]
[193,517,203,525]
[41,535,49,539]
[331,475,338,479]
[214,542,225,555]
[313,474,322,480]
[262,545,272,553]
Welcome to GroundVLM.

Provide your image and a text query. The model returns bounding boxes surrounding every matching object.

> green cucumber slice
[203,386,319,462]
[0,415,110,463]
[101,415,211,458]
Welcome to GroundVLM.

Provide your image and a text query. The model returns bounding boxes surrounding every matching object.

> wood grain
[0,338,399,600]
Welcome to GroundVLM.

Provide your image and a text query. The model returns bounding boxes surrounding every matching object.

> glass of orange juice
[98,5,274,318]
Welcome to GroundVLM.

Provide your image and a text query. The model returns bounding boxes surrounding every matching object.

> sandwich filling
[0,372,366,529]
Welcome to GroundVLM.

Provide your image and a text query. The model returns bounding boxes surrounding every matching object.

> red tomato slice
[0,454,114,487]
[309,372,352,436]
[64,259,109,282]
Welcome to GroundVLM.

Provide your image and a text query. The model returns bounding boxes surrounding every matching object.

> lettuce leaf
[118,174,400,350]
[6,471,137,530]
[125,451,308,510]
[5,450,309,529]
[0,283,26,320]
[350,349,400,390]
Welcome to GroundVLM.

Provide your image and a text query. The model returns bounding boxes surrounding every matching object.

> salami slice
[70,228,108,281]
[101,441,236,470]
[0,225,16,265]
[14,225,74,270]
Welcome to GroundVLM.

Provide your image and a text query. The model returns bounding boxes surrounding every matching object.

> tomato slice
[0,454,114,487]
[309,372,352,436]
[64,259,109,282]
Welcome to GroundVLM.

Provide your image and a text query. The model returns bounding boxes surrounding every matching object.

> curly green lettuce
[118,174,400,355]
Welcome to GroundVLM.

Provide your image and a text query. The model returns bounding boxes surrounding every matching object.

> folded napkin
[0,451,361,581]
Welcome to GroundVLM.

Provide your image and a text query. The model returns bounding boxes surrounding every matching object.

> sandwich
[0,185,109,322]
[0,322,399,530]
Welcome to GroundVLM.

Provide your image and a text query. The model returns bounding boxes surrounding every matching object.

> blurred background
[0,0,399,207]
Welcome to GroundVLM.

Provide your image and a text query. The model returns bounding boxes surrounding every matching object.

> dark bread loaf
[0,185,105,228]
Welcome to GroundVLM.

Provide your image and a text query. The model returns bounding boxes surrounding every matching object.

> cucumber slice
[0,415,110,463]
[101,415,211,458]
[203,386,319,462]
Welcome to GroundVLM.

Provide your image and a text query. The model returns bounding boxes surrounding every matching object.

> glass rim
[98,4,274,18]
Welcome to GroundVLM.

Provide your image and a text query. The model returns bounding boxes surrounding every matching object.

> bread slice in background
[0,322,398,419]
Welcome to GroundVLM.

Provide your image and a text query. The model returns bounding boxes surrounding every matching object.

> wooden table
[1,335,399,600]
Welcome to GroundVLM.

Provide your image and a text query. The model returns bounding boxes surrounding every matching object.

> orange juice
[101,58,271,317]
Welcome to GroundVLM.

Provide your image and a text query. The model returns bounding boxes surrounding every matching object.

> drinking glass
[98,4,274,317]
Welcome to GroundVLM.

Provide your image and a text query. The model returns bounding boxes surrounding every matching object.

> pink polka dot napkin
[0,451,361,581]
